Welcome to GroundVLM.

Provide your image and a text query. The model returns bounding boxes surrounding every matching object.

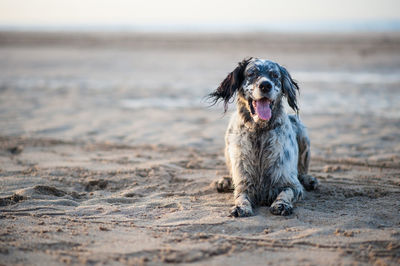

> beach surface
[0,31,400,265]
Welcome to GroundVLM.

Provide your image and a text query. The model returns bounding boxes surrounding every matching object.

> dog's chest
[239,124,297,178]
[243,129,279,166]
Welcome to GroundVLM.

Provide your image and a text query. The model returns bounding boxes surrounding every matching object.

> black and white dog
[209,58,318,217]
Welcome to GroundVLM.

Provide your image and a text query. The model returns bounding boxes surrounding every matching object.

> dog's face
[208,58,299,123]
[242,59,285,122]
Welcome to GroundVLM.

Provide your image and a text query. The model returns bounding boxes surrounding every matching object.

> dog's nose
[259,81,273,93]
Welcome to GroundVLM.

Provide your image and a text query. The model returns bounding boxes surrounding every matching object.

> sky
[0,0,399,31]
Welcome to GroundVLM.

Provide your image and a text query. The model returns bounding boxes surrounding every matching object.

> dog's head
[209,58,299,123]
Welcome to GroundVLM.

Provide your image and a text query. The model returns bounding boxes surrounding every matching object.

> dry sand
[0,31,399,265]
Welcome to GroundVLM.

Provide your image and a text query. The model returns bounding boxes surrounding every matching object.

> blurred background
[0,0,400,151]
[1,0,399,31]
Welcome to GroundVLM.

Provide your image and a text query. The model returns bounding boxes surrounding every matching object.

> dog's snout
[259,80,273,93]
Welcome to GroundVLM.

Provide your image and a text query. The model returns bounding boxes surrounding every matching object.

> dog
[208,58,318,217]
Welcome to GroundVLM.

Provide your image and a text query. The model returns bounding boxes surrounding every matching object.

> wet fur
[209,58,318,217]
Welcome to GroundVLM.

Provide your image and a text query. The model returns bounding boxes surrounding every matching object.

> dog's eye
[247,72,256,78]
[270,71,279,79]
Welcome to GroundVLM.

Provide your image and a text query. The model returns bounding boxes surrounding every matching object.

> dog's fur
[209,58,318,217]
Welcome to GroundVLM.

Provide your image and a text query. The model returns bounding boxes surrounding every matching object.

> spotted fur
[209,58,318,217]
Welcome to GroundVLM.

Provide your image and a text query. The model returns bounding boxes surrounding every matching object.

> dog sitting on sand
[208,58,318,217]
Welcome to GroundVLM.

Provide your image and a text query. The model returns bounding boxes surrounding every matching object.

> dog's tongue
[255,99,272,121]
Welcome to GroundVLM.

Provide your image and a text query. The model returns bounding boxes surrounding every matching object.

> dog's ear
[279,65,299,113]
[208,57,252,112]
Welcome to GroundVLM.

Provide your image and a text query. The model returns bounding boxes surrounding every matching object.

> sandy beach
[0,31,399,265]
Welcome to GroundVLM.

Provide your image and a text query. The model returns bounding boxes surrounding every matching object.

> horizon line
[1,19,400,33]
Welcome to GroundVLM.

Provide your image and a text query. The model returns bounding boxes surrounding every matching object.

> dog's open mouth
[249,98,272,121]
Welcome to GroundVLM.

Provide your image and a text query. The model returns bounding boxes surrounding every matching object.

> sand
[0,31,399,265]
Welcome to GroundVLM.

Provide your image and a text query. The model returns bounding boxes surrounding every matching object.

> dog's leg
[270,188,295,216]
[228,151,254,217]
[215,144,234,193]
[296,123,319,191]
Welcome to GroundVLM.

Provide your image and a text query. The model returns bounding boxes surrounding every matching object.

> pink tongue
[255,99,271,121]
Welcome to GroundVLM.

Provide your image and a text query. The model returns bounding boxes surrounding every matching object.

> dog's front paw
[299,174,319,191]
[270,200,293,216]
[215,176,233,193]
[230,204,254,217]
